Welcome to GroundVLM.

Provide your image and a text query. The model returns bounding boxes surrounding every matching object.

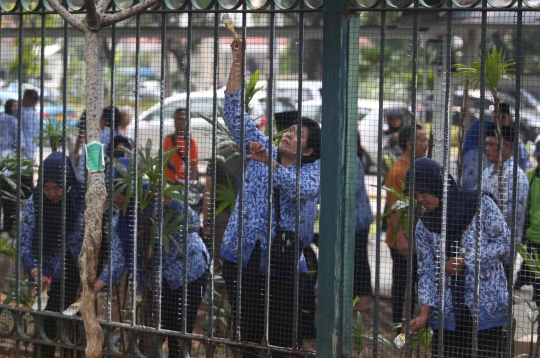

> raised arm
[226,39,242,94]
[223,38,267,151]
[20,197,37,272]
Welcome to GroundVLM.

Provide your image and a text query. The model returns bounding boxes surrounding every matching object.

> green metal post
[318,2,357,357]
[343,14,360,356]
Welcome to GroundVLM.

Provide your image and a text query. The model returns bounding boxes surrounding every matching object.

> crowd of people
[1,37,539,358]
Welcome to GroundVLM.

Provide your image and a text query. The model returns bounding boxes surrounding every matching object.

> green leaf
[516,244,540,278]
[215,174,236,216]
[454,46,515,97]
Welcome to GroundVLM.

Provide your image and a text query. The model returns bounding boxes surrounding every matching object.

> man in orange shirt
[384,124,427,333]
[164,108,199,183]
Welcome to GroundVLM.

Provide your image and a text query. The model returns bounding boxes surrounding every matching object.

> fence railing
[0,1,538,357]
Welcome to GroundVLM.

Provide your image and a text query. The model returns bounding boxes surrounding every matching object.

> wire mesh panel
[0,0,538,357]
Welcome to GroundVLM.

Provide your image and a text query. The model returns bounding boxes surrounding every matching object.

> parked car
[301,98,411,174]
[255,80,322,106]
[453,89,540,143]
[137,89,265,170]
[497,86,540,112]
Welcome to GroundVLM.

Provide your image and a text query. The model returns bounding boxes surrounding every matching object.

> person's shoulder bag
[271,187,302,273]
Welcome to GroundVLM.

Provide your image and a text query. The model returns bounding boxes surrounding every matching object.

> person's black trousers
[389,248,418,330]
[354,228,372,298]
[431,313,504,358]
[38,253,80,358]
[160,271,208,358]
[223,242,302,357]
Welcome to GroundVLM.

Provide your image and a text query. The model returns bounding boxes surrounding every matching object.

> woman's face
[43,181,62,203]
[278,125,313,159]
[114,193,126,209]
[414,190,440,211]
[389,115,402,129]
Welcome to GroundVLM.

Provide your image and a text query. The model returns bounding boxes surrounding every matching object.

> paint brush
[221,13,239,40]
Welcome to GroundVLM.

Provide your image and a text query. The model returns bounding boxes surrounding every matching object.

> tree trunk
[78,29,106,358]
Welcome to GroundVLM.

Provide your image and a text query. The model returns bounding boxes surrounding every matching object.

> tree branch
[84,0,101,31]
[101,0,160,27]
[96,0,113,14]
[47,0,85,32]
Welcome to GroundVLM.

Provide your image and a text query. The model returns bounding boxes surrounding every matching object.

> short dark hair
[5,99,16,115]
[275,111,298,131]
[398,124,423,151]
[487,123,515,143]
[23,89,38,102]
[174,107,188,116]
[101,106,122,129]
[109,135,132,158]
[301,117,321,165]
[499,102,511,115]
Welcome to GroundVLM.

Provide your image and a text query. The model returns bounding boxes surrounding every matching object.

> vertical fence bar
[438,3,454,357]
[57,20,66,318]
[182,7,193,337]
[373,4,387,356]
[293,8,305,352]
[15,12,23,310]
[62,19,68,158]
[471,1,489,357]
[508,4,523,357]
[130,13,141,332]
[36,13,45,313]
[107,22,117,324]
[155,11,167,333]
[203,8,220,356]
[318,1,351,356]
[109,17,118,343]
[263,5,276,349]
[404,2,420,355]
[59,18,69,319]
[234,10,247,346]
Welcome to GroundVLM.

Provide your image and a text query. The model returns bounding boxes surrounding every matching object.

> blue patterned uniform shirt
[462,119,530,190]
[21,107,39,163]
[416,195,510,331]
[300,196,318,248]
[220,90,321,272]
[20,195,84,282]
[482,156,529,244]
[99,198,210,290]
[0,113,24,153]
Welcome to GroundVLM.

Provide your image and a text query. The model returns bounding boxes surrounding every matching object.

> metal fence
[0,0,538,357]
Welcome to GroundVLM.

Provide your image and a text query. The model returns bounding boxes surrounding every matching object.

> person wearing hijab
[20,152,84,358]
[407,157,510,358]
[94,158,210,358]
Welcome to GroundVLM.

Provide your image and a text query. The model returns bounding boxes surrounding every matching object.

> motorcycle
[170,178,205,214]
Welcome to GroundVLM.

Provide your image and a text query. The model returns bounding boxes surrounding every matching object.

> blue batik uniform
[220,90,320,273]
[416,195,510,330]
[463,119,530,189]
